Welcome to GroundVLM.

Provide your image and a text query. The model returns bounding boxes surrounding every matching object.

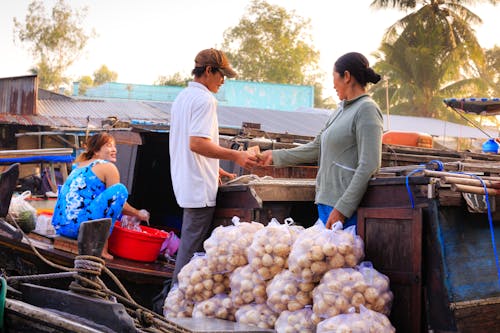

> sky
[1,0,499,99]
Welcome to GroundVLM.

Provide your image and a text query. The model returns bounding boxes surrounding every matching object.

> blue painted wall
[74,80,314,112]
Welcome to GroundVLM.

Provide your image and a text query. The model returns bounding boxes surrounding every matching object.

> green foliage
[77,75,93,95]
[313,83,337,110]
[13,0,93,90]
[484,45,500,95]
[371,0,495,120]
[155,72,190,87]
[221,0,323,107]
[93,65,118,86]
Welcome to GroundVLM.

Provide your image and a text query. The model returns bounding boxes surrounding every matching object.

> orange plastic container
[382,130,433,148]
[108,222,169,262]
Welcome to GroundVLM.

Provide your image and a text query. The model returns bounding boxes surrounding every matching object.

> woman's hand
[325,208,345,229]
[137,209,150,222]
[260,150,273,166]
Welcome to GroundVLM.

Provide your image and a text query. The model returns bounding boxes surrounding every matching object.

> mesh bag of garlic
[162,284,194,318]
[274,307,315,333]
[316,305,395,333]
[230,264,269,306]
[204,217,264,273]
[266,269,315,313]
[235,303,279,329]
[247,218,304,281]
[192,293,236,321]
[312,261,393,322]
[177,253,230,303]
[288,221,364,283]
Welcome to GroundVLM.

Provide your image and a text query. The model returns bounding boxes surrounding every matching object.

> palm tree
[370,0,498,120]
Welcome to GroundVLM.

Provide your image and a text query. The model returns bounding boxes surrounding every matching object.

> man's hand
[235,150,258,169]
[219,168,237,184]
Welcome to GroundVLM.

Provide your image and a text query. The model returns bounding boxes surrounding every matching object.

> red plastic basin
[108,221,169,262]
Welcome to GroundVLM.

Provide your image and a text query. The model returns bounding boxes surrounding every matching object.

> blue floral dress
[52,159,128,239]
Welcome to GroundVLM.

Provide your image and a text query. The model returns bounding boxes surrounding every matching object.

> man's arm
[189,137,257,169]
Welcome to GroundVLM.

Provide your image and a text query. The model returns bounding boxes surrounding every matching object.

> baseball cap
[194,48,237,78]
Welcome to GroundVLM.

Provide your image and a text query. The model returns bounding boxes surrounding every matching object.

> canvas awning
[444,98,500,116]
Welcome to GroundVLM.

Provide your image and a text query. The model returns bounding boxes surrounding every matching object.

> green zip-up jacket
[273,94,383,218]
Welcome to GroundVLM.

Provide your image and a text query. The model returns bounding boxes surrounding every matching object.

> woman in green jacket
[261,52,383,230]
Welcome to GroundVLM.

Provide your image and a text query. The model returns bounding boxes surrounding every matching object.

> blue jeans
[317,203,357,229]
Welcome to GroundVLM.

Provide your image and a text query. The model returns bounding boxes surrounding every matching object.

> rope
[405,168,424,209]
[3,217,193,331]
[223,174,274,185]
[459,172,500,288]
[7,212,74,272]
[406,159,500,287]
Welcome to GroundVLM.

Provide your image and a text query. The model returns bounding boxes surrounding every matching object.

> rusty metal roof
[0,98,171,128]
[0,87,328,137]
[38,99,168,121]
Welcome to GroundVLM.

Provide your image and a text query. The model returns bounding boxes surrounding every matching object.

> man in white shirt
[169,48,257,286]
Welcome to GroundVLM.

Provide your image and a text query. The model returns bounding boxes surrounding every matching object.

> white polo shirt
[169,82,220,208]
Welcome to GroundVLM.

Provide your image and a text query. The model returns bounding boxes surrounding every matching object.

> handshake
[247,145,272,166]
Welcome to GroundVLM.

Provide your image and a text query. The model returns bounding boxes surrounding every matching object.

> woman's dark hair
[334,52,381,87]
[191,65,219,78]
[76,132,115,162]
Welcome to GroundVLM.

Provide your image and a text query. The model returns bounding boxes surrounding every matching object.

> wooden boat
[214,147,500,333]
[1,219,272,333]
[0,163,173,311]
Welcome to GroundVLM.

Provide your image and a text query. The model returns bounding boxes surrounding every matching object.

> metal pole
[385,77,390,130]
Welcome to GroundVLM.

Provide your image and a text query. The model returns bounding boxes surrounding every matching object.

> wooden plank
[0,148,73,157]
[357,207,422,333]
[451,183,498,196]
[216,186,262,209]
[453,302,500,333]
[249,182,315,202]
[247,165,318,179]
[360,182,429,208]
[437,189,464,206]
[213,208,254,227]
[53,236,78,255]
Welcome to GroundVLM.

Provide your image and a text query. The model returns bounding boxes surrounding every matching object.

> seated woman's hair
[76,132,115,162]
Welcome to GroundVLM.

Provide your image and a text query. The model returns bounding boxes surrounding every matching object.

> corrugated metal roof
[217,105,330,137]
[0,75,37,115]
[38,99,168,121]
[3,79,490,139]
[123,101,329,137]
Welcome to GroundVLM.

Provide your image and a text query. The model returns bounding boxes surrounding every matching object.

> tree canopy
[155,72,190,87]
[370,0,498,121]
[14,0,93,91]
[221,0,330,108]
[93,65,118,86]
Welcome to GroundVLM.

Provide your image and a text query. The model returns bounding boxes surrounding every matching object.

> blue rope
[405,159,500,288]
[458,172,500,288]
[405,160,443,208]
[428,159,444,171]
[406,167,424,209]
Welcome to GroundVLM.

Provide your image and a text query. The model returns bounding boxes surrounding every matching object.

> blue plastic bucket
[482,139,499,154]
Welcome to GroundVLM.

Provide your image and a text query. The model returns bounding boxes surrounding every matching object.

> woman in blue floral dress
[52,133,149,259]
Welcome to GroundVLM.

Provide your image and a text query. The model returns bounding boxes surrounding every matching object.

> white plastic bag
[8,191,37,232]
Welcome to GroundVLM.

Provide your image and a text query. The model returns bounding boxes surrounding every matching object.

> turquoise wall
[74,80,314,112]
